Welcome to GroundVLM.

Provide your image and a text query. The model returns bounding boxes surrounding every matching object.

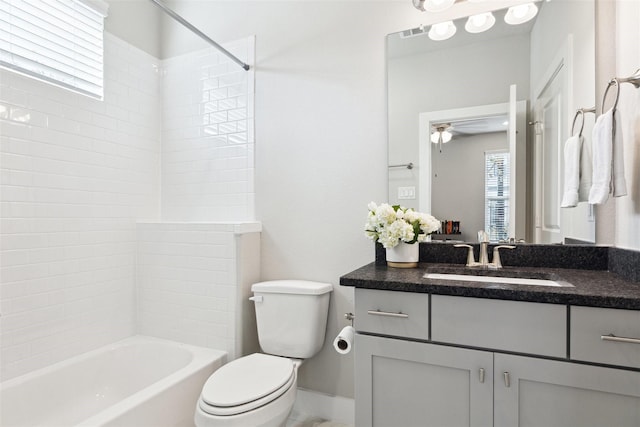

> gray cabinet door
[355,334,493,427]
[495,353,640,427]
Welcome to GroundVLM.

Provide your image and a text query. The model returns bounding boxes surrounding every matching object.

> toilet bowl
[195,353,300,427]
[195,280,332,427]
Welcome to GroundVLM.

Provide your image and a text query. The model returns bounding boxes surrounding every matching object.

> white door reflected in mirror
[418,97,527,242]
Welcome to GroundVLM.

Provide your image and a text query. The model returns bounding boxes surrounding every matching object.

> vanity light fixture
[504,2,538,25]
[413,0,541,41]
[428,21,457,41]
[412,0,455,13]
[465,12,495,33]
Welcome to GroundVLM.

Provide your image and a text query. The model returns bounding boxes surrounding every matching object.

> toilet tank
[251,280,333,359]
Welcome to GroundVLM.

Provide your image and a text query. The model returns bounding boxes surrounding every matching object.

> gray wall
[105,0,162,58]
[387,33,530,209]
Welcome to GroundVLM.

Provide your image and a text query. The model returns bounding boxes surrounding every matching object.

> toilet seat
[199,353,295,417]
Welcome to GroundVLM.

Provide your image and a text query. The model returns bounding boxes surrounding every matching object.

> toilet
[195,280,333,427]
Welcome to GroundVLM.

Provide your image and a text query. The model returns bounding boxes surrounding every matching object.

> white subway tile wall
[161,39,255,222]
[1,32,256,381]
[0,34,162,381]
[136,222,260,358]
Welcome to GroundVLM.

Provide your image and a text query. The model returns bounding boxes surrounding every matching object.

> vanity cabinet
[494,354,640,427]
[354,289,640,427]
[570,306,640,369]
[431,295,566,357]
[354,289,429,340]
[355,334,493,427]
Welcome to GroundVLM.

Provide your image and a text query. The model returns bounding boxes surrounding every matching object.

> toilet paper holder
[344,312,354,325]
[334,315,356,355]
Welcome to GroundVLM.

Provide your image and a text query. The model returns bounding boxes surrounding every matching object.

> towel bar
[388,163,414,170]
[571,107,596,137]
[601,68,640,112]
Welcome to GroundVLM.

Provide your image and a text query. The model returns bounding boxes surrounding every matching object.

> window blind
[484,150,510,242]
[0,0,108,99]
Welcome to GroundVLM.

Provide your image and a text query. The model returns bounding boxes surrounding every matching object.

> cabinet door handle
[503,372,511,388]
[479,368,485,383]
[601,334,640,345]
[367,310,409,319]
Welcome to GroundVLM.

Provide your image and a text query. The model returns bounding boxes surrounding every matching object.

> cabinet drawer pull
[367,310,409,319]
[601,334,640,345]
[503,372,511,388]
[479,368,485,383]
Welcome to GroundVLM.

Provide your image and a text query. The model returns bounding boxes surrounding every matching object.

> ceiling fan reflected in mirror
[430,115,509,152]
[430,123,452,152]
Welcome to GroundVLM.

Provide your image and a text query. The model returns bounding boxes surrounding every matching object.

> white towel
[561,134,582,208]
[588,108,628,204]
[588,109,613,204]
[612,109,627,197]
[578,131,592,202]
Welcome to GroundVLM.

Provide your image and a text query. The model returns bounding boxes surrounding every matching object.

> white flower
[403,209,419,223]
[375,203,397,224]
[364,202,440,249]
[419,214,441,235]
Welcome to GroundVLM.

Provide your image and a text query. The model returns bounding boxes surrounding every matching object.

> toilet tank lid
[251,280,333,295]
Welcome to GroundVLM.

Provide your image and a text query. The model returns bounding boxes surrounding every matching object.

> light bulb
[441,131,452,143]
[513,4,529,18]
[472,14,487,27]
[428,21,456,41]
[423,0,455,13]
[465,12,495,33]
[504,3,538,25]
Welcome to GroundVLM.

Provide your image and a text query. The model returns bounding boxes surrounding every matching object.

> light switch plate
[398,186,416,200]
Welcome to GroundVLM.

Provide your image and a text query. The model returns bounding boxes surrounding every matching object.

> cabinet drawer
[354,289,429,340]
[431,295,566,357]
[570,306,640,369]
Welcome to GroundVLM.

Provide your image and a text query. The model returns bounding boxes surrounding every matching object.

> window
[0,0,108,99]
[485,150,510,242]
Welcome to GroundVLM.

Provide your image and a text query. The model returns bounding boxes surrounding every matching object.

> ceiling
[447,114,509,137]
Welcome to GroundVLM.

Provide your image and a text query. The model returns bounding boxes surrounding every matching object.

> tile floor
[286,417,351,427]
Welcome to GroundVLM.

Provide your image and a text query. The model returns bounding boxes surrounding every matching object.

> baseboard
[289,388,355,426]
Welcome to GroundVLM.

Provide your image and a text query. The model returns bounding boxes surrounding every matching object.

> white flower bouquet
[364,202,440,249]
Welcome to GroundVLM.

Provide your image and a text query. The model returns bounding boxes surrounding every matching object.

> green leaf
[409,220,421,244]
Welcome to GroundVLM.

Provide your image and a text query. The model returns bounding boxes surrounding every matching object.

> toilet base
[194,379,297,427]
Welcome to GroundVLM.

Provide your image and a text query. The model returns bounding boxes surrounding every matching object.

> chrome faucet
[454,231,515,269]
[491,245,516,269]
[454,243,480,267]
[477,230,490,267]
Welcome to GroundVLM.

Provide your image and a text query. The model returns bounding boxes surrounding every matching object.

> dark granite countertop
[340,262,640,310]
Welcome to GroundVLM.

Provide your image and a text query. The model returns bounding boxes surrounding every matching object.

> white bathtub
[0,336,226,427]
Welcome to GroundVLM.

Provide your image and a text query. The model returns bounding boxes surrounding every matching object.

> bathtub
[0,336,226,427]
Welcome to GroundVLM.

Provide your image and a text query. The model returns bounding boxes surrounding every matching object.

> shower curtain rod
[148,0,250,71]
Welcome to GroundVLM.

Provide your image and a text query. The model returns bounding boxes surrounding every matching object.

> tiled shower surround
[0,33,255,380]
[162,39,255,221]
[136,222,260,359]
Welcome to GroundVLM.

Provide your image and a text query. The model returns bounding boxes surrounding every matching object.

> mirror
[387,0,596,244]
[418,99,527,242]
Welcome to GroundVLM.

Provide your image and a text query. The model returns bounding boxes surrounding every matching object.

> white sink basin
[424,273,574,287]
